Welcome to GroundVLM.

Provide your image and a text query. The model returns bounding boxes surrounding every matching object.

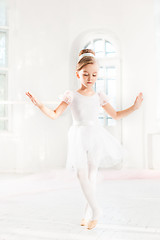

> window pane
[94,39,104,57]
[0,72,7,99]
[105,41,116,57]
[108,118,116,126]
[0,73,7,118]
[0,119,7,130]
[0,104,5,117]
[96,67,105,92]
[95,80,105,91]
[105,117,108,125]
[99,108,104,115]
[108,79,116,97]
[98,67,105,79]
[0,0,7,26]
[0,31,7,67]
[106,67,116,79]
[98,117,105,126]
[105,41,116,53]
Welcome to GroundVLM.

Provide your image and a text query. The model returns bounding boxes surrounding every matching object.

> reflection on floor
[0,169,160,240]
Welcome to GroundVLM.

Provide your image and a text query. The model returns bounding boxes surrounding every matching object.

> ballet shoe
[87,219,98,230]
[80,218,88,226]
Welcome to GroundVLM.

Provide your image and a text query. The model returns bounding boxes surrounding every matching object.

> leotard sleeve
[97,90,111,106]
[58,90,74,104]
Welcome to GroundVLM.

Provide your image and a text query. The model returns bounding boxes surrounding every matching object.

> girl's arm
[102,92,143,120]
[25,92,69,120]
[39,102,69,120]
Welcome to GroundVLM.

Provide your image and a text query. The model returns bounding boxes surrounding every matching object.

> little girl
[26,49,143,230]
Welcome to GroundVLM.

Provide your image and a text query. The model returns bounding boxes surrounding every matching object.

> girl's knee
[89,176,97,183]
[76,168,86,179]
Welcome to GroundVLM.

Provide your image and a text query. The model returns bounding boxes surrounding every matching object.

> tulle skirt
[66,121,128,171]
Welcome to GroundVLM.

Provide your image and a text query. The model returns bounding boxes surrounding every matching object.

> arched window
[83,37,121,127]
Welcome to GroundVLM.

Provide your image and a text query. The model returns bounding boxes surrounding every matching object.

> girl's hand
[133,92,144,110]
[25,92,42,108]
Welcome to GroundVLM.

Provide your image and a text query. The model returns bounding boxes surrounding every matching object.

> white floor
[0,169,160,240]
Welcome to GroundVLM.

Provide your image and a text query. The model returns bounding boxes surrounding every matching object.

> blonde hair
[76,49,97,71]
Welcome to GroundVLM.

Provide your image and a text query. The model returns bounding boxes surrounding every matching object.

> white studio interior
[0,0,160,239]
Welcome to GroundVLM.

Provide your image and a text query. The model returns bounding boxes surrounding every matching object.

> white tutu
[66,122,128,170]
[59,89,128,170]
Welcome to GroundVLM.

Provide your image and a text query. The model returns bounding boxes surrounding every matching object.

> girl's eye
[83,74,96,77]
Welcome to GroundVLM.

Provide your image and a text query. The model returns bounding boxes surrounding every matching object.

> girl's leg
[82,163,98,220]
[76,164,101,221]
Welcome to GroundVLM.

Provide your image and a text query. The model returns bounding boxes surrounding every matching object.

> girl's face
[76,63,99,89]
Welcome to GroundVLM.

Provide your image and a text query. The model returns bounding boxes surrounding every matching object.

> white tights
[76,162,101,220]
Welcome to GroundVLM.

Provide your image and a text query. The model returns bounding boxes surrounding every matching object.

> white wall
[0,0,158,172]
[154,0,160,121]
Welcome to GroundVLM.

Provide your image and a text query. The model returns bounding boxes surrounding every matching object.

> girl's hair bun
[76,49,97,71]
[79,49,95,57]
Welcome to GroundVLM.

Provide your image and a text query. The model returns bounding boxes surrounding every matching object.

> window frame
[0,23,10,133]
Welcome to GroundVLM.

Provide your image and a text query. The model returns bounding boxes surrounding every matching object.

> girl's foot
[87,208,103,230]
[80,218,88,226]
[87,219,98,230]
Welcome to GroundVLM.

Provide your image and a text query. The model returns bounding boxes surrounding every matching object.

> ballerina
[26,48,143,230]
